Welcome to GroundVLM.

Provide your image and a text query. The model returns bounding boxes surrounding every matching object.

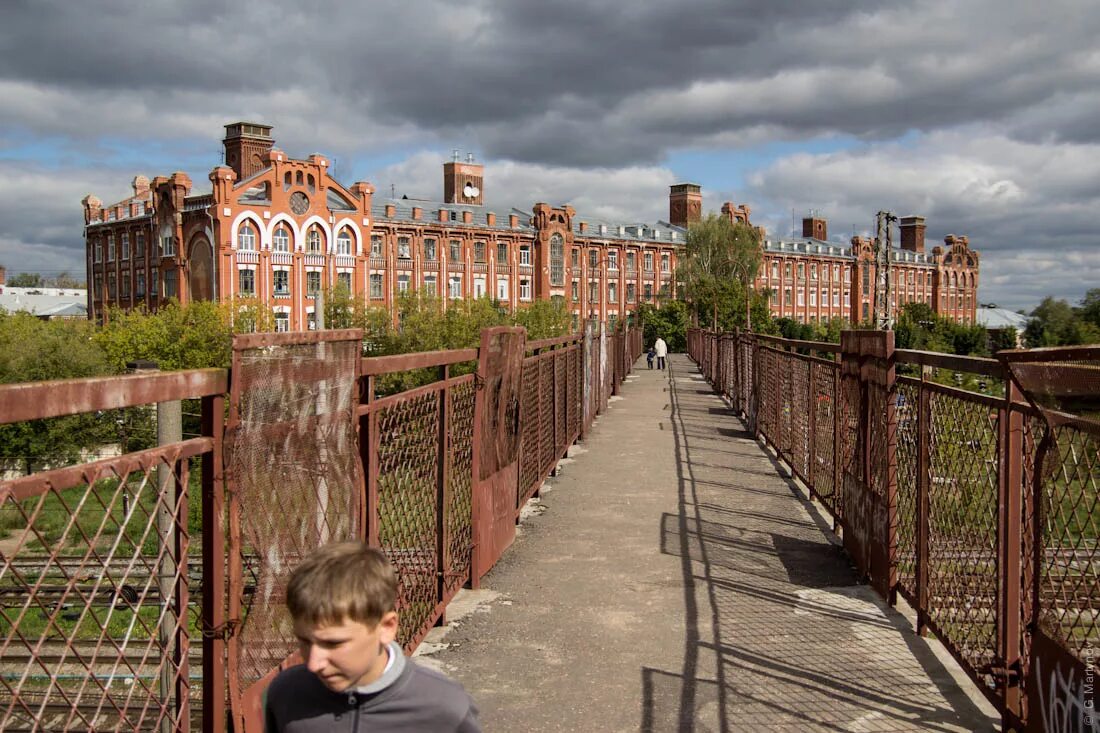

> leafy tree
[637,300,691,352]
[676,214,762,330]
[7,272,43,288]
[0,312,116,473]
[514,297,573,340]
[1078,288,1100,330]
[1023,297,1100,347]
[988,327,1018,354]
[95,301,233,372]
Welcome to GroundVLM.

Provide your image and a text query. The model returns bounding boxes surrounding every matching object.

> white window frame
[397,274,410,292]
[369,273,384,299]
[275,312,290,333]
[239,268,256,296]
[273,227,290,252]
[239,224,256,251]
[336,231,352,256]
[519,246,531,266]
[307,230,322,254]
[519,279,531,300]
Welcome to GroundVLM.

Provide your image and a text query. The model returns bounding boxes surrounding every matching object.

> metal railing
[0,325,642,732]
[687,328,1099,732]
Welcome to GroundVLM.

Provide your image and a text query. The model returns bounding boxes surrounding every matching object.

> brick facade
[83,121,978,330]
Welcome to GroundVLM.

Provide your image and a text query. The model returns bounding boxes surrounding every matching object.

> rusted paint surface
[0,368,227,424]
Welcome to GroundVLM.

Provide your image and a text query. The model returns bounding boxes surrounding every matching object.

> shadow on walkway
[642,354,997,732]
[425,353,998,732]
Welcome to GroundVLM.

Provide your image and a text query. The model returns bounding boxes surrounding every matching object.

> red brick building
[752,212,979,326]
[83,123,681,331]
[83,121,978,330]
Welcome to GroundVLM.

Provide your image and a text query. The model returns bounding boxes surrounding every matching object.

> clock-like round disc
[289,191,310,215]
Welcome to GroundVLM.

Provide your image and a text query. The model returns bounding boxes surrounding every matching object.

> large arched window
[307,228,322,254]
[273,227,290,252]
[336,229,352,256]
[238,223,256,250]
[550,233,564,286]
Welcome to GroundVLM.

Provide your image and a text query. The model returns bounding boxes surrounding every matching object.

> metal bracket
[982,660,1022,684]
[200,617,241,640]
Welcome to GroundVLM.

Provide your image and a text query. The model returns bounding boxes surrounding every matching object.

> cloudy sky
[1,0,1097,311]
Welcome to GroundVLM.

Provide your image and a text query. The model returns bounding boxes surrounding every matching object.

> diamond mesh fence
[812,362,838,514]
[895,379,919,600]
[444,378,476,599]
[789,358,810,480]
[0,454,199,732]
[924,388,1000,683]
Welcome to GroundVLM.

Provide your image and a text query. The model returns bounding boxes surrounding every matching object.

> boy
[646,345,656,369]
[264,542,481,732]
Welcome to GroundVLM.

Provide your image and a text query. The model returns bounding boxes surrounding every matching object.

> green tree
[0,312,116,473]
[514,297,573,340]
[1023,297,1097,347]
[637,300,691,352]
[7,272,43,288]
[95,301,233,372]
[1078,288,1100,330]
[676,214,762,330]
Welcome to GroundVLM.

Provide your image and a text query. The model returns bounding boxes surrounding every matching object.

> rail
[687,328,1099,732]
[0,324,642,732]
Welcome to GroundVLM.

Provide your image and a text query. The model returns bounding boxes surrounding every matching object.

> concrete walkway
[418,353,999,732]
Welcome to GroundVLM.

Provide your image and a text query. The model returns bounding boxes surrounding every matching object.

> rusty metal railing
[0,325,642,733]
[688,328,1099,732]
[0,369,227,733]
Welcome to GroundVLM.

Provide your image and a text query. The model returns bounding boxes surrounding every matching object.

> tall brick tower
[444,152,484,206]
[222,122,274,180]
[669,183,702,228]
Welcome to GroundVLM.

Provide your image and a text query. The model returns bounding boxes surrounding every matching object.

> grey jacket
[264,644,481,732]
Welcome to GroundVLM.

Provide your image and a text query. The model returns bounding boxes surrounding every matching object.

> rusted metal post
[201,392,227,733]
[997,378,1024,722]
[156,384,182,733]
[916,365,931,635]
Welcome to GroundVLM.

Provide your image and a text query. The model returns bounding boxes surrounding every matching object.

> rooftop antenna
[452,149,461,163]
[390,183,395,199]
[872,210,898,330]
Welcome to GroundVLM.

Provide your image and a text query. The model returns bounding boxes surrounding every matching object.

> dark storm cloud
[3,0,1096,164]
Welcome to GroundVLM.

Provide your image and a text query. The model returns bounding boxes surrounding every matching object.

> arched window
[336,230,352,256]
[273,227,290,252]
[550,233,564,286]
[308,229,322,254]
[238,224,256,250]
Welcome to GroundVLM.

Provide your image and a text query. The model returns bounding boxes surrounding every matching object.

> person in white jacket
[653,337,668,371]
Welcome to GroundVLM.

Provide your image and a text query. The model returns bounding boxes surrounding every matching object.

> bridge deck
[420,353,999,732]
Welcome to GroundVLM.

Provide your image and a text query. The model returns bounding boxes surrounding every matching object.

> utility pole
[873,211,897,330]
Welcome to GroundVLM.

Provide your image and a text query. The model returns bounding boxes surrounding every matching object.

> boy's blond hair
[286,542,397,627]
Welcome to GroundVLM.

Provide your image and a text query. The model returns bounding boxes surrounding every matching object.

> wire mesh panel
[538,358,556,483]
[789,358,810,480]
[519,357,541,506]
[225,333,365,714]
[374,389,440,650]
[567,347,580,444]
[895,379,920,600]
[444,378,476,598]
[554,353,567,459]
[811,361,838,514]
[924,388,1000,685]
[0,451,199,732]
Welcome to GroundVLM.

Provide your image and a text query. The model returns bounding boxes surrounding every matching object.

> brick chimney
[802,212,827,241]
[669,183,702,229]
[82,195,103,225]
[900,215,926,253]
[222,122,274,180]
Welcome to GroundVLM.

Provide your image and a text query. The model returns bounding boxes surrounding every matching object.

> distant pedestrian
[654,337,668,371]
[646,345,656,369]
[264,542,481,732]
